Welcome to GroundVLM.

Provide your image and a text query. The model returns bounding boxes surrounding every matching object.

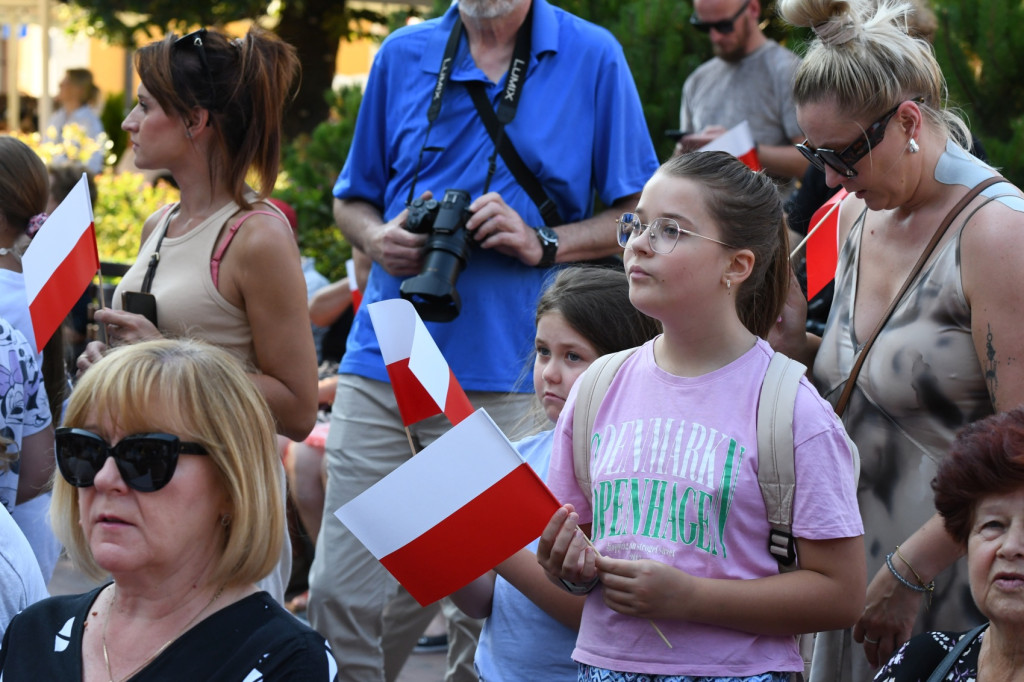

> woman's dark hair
[0,137,49,236]
[659,151,789,338]
[933,407,1024,545]
[134,26,300,209]
[535,266,661,356]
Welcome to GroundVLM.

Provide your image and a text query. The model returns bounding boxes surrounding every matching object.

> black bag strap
[924,623,988,682]
[465,82,563,227]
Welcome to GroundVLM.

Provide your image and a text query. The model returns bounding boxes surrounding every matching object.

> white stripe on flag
[335,409,521,559]
[23,175,94,301]
[368,298,451,411]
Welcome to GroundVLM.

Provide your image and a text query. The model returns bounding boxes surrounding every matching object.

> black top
[0,585,338,680]
[874,629,984,682]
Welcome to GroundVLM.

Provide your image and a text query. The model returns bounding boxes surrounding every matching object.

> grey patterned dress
[811,143,1024,681]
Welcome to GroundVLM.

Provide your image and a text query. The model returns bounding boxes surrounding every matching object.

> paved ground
[48,555,447,681]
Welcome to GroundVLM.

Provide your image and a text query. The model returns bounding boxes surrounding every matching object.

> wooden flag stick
[790,198,841,259]
[580,533,673,648]
[404,426,418,457]
[95,265,107,310]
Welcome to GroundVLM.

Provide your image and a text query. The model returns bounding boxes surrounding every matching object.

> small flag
[23,174,99,352]
[368,298,473,427]
[335,409,561,605]
[698,121,762,171]
[805,189,849,301]
[346,258,362,313]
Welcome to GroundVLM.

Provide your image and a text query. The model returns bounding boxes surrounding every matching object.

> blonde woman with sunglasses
[770,0,1024,678]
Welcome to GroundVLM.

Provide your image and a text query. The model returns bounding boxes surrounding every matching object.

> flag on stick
[802,188,849,301]
[368,298,473,427]
[335,408,561,605]
[346,258,362,313]
[23,174,99,352]
[698,121,762,171]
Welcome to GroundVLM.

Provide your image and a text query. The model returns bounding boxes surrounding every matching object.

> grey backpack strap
[757,352,807,570]
[572,347,640,506]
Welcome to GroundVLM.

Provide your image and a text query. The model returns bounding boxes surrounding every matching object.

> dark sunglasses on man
[690,0,751,34]
[796,97,926,178]
[55,427,209,493]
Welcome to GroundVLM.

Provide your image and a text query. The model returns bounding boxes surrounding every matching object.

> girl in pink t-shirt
[537,151,865,681]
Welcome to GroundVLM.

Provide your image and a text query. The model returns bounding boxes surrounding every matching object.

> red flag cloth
[345,257,362,313]
[805,188,849,301]
[368,298,474,427]
[23,174,98,352]
[335,409,561,605]
[698,121,762,171]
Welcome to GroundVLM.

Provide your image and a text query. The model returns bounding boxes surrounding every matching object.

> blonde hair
[52,338,283,586]
[778,0,971,149]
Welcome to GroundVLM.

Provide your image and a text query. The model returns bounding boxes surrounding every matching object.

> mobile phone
[121,291,158,327]
[664,129,690,142]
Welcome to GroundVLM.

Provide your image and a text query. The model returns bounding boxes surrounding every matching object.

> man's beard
[459,0,525,20]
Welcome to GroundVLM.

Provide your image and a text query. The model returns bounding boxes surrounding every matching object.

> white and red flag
[335,408,561,605]
[346,258,362,313]
[23,174,99,352]
[368,298,473,427]
[804,188,849,301]
[698,120,762,171]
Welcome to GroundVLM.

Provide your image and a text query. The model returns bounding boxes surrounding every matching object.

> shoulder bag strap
[924,623,988,682]
[834,175,1007,417]
[465,83,563,227]
[571,347,639,507]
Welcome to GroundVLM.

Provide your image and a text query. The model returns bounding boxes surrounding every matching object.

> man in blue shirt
[307,1,658,679]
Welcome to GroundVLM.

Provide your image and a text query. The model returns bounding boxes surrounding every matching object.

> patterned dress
[874,629,985,682]
[812,144,1024,680]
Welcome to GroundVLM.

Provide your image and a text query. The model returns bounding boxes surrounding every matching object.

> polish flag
[335,409,561,605]
[22,174,99,352]
[805,188,849,300]
[698,120,762,171]
[368,298,473,427]
[346,258,362,313]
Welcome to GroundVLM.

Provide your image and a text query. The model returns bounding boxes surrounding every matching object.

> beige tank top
[114,201,255,365]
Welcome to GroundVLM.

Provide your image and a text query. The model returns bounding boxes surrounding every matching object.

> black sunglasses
[173,28,215,92]
[690,0,751,34]
[797,97,925,178]
[55,427,209,493]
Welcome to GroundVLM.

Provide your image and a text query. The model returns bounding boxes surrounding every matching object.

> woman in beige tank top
[78,27,317,443]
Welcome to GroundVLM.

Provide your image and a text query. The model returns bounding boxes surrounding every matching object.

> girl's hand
[537,504,597,585]
[76,340,107,378]
[596,555,690,620]
[94,307,162,347]
[852,563,923,668]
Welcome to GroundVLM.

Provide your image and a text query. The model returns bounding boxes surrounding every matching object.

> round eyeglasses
[616,212,736,255]
[796,97,925,178]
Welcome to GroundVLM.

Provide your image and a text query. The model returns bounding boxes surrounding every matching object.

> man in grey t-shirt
[675,0,808,191]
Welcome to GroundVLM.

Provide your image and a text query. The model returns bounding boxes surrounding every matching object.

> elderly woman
[875,407,1024,680]
[0,339,337,679]
[773,0,1024,676]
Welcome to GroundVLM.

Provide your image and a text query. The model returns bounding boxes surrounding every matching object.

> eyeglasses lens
[55,429,203,493]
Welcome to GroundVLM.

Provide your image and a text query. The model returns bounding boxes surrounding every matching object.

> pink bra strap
[210,210,288,288]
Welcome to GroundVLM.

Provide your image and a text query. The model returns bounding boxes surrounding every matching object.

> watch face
[539,226,558,245]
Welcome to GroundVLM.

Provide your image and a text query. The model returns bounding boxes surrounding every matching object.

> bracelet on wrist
[559,576,598,595]
[894,545,928,587]
[885,550,935,606]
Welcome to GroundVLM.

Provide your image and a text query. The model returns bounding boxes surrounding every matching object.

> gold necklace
[101,583,225,682]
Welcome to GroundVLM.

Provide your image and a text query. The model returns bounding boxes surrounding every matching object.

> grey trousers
[308,374,534,682]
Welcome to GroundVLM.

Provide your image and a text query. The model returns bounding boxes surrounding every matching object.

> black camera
[400,189,473,322]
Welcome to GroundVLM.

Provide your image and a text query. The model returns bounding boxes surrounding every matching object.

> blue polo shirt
[335,0,658,392]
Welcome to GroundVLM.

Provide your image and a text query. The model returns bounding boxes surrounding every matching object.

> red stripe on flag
[351,289,362,314]
[380,462,560,606]
[805,189,848,301]
[385,357,442,426]
[737,148,762,172]
[28,223,99,352]
[442,367,474,425]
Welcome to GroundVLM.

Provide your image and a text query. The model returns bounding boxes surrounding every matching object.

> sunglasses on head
[797,97,925,178]
[690,0,751,34]
[173,28,216,92]
[55,427,209,493]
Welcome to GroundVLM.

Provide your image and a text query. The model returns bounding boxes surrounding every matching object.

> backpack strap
[756,352,807,570]
[571,347,640,507]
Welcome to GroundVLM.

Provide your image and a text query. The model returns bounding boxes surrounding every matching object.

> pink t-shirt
[547,338,862,677]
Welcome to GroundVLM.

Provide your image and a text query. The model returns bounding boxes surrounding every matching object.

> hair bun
[812,16,860,46]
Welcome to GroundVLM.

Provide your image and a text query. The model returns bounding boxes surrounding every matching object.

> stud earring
[220,513,232,527]
[725,278,732,290]
[908,138,919,154]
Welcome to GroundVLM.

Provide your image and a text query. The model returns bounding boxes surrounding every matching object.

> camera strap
[410,6,563,227]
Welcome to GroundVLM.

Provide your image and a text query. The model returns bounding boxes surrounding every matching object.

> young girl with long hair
[452,265,660,681]
[538,152,865,681]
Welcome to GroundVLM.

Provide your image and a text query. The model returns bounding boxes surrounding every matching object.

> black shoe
[413,633,448,653]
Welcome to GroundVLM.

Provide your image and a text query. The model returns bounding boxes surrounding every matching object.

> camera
[400,189,473,322]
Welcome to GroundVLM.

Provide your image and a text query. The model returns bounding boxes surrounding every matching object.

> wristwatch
[535,225,559,268]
